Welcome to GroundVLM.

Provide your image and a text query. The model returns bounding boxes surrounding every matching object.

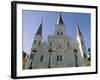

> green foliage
[83,60,91,66]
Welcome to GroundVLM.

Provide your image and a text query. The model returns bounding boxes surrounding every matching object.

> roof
[56,13,64,25]
[36,20,42,36]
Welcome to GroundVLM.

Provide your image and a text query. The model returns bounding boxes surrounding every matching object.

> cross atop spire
[56,13,64,25]
[36,20,42,36]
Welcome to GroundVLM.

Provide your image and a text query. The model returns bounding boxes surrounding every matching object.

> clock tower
[55,14,65,36]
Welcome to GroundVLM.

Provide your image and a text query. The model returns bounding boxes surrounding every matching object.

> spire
[36,20,42,36]
[77,24,82,37]
[57,13,64,24]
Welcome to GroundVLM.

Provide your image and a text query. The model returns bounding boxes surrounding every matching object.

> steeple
[77,24,82,37]
[55,13,65,36]
[56,13,64,25]
[36,20,42,36]
[76,24,87,60]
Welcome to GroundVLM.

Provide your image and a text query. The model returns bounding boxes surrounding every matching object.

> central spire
[36,20,42,36]
[56,13,64,25]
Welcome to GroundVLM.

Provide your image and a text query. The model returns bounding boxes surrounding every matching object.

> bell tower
[55,14,65,36]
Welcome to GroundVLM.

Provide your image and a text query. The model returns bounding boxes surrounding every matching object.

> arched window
[57,56,59,61]
[40,55,43,62]
[61,32,63,35]
[60,55,62,61]
[68,42,69,47]
[34,40,36,44]
[38,41,41,45]
[57,55,62,62]
[50,42,52,47]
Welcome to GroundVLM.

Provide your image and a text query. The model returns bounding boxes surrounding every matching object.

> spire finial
[77,24,82,37]
[57,13,64,24]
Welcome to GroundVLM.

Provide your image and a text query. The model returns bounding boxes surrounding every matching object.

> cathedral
[25,14,88,69]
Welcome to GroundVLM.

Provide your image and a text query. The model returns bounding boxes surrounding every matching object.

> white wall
[0,0,99,80]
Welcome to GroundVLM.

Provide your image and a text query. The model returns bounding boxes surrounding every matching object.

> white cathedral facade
[25,14,88,69]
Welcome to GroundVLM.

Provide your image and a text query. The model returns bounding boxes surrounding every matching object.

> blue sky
[23,10,91,54]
